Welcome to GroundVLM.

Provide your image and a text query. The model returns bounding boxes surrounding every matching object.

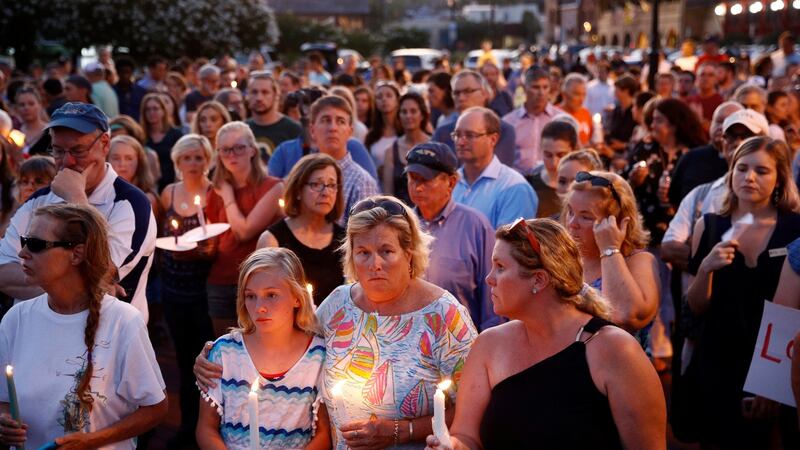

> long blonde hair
[497,218,611,319]
[212,121,267,188]
[235,248,320,335]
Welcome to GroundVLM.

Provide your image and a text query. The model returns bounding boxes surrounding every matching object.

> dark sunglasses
[509,217,541,256]
[350,198,408,219]
[575,171,621,205]
[20,235,78,253]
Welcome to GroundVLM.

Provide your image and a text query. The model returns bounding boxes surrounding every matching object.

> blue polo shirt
[453,156,538,228]
[420,200,501,331]
[268,137,378,181]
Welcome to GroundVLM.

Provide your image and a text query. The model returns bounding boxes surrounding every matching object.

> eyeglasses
[306,181,338,193]
[20,235,78,253]
[48,131,104,160]
[452,87,481,97]
[218,144,250,156]
[509,217,541,256]
[575,171,621,205]
[350,198,409,219]
[450,131,493,141]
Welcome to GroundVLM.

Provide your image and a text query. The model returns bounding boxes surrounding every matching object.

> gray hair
[451,70,492,96]
[198,63,221,79]
[562,73,588,91]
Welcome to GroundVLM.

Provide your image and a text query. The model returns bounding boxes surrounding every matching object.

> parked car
[464,49,520,71]
[390,48,444,73]
[338,48,370,73]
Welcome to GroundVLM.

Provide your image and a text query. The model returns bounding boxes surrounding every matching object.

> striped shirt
[0,164,156,322]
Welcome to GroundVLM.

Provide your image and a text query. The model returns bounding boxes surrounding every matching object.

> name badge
[768,248,788,258]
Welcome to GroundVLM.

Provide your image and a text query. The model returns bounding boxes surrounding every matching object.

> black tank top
[268,219,345,305]
[479,317,623,450]
[390,139,412,206]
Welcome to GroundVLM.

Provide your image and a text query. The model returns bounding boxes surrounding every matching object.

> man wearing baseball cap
[405,142,501,330]
[0,102,156,321]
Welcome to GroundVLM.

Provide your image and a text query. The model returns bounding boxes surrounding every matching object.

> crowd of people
[0,30,798,449]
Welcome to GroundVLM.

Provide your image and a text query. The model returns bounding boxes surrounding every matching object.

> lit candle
[5,366,20,424]
[306,283,314,298]
[8,130,25,147]
[171,219,180,245]
[194,195,207,235]
[278,198,285,209]
[331,379,347,426]
[249,378,259,450]
[432,379,452,448]
[591,113,604,145]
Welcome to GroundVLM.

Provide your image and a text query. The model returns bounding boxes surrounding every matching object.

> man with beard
[245,71,302,159]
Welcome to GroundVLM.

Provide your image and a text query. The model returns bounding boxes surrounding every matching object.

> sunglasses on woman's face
[350,198,408,219]
[575,171,622,205]
[20,235,78,253]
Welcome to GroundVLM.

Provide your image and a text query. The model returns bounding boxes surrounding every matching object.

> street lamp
[749,1,763,12]
[731,3,743,14]
[714,3,726,15]
[770,0,784,10]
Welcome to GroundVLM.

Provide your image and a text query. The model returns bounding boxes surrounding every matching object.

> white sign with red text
[743,301,800,407]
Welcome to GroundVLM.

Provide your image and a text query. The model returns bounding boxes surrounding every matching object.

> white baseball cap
[722,109,770,136]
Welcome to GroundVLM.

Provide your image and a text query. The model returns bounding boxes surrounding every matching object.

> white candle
[591,113,604,145]
[194,195,207,235]
[306,283,314,298]
[171,219,180,245]
[278,198,285,209]
[432,379,452,448]
[249,378,260,450]
[331,380,347,426]
[8,130,25,147]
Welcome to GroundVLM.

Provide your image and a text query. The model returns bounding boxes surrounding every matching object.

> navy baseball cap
[45,102,109,134]
[404,142,459,180]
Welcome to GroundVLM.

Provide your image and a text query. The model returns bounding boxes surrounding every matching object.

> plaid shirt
[338,152,380,225]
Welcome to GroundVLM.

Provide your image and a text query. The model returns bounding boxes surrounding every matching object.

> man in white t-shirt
[584,61,615,116]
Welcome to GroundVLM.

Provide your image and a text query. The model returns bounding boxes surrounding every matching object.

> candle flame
[231,80,238,89]
[592,113,602,124]
[194,195,201,206]
[171,219,179,230]
[278,198,285,209]
[9,130,25,147]
[437,379,452,391]
[251,378,259,393]
[5,365,12,376]
[306,283,313,296]
[331,379,346,397]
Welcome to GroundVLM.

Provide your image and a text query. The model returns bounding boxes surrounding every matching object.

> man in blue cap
[0,102,156,322]
[405,141,501,331]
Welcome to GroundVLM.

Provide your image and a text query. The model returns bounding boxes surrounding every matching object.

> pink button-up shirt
[503,103,563,174]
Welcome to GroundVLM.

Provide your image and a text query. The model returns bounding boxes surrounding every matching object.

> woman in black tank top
[256,153,346,305]
[425,219,666,450]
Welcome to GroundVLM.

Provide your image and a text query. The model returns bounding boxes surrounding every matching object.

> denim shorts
[206,283,238,320]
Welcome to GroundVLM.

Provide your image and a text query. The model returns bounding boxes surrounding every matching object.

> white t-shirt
[663,176,728,244]
[369,136,396,169]
[0,294,165,449]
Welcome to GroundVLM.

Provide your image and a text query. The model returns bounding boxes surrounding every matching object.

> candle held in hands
[171,219,180,245]
[331,379,348,426]
[433,379,452,448]
[591,113,604,145]
[8,130,25,147]
[194,195,207,235]
[249,378,260,450]
[5,365,20,422]
[278,198,285,209]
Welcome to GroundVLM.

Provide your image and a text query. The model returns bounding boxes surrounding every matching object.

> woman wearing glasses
[425,218,665,450]
[562,171,660,338]
[205,122,284,337]
[686,137,800,447]
[196,195,477,449]
[257,153,346,305]
[0,204,167,449]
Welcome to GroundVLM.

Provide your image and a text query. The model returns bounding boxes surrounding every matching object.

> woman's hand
[742,396,780,420]
[0,413,27,447]
[699,240,738,273]
[593,216,630,251]
[426,434,470,450]
[55,432,96,449]
[213,181,235,205]
[340,418,394,450]
[194,342,223,392]
[628,163,649,187]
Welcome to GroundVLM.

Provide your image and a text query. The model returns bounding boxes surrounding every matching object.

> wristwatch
[601,247,621,258]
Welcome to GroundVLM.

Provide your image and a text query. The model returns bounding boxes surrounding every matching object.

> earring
[532,287,538,294]
[773,186,781,205]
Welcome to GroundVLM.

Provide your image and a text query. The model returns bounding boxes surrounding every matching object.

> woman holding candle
[197,195,477,449]
[256,153,346,306]
[0,203,167,449]
[425,218,666,450]
[159,133,217,448]
[686,137,800,448]
[195,248,330,450]
[206,122,284,337]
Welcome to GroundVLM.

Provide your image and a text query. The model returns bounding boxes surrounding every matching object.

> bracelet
[393,418,399,446]
[600,247,621,258]
[408,419,413,441]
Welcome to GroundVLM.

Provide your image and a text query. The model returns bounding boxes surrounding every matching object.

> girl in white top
[0,203,167,449]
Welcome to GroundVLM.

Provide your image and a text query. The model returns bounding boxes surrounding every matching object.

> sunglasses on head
[350,198,408,219]
[20,235,78,253]
[509,217,541,256]
[575,171,621,205]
